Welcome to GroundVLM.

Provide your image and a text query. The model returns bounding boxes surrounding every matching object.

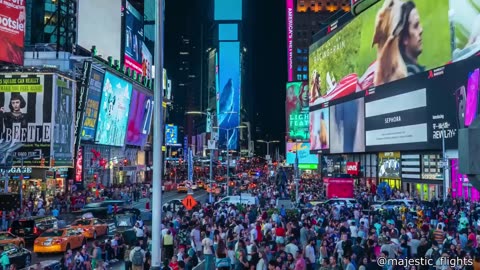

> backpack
[132,249,144,266]
[190,253,199,267]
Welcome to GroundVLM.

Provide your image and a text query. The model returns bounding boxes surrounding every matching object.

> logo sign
[286,0,294,81]
[181,194,197,211]
[346,162,360,175]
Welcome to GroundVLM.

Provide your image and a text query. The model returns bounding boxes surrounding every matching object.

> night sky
[164,0,287,145]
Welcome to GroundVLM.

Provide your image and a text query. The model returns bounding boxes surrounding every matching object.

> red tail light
[33,227,38,234]
[7,228,11,233]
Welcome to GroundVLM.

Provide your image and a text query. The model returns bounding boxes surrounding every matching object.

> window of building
[297,48,302,54]
[302,74,308,80]
[297,74,303,81]
[297,66,302,72]
[303,56,308,62]
[303,49,308,54]
[303,66,308,72]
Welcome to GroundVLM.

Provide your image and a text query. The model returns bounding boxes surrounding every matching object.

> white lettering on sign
[385,116,401,124]
[347,165,357,171]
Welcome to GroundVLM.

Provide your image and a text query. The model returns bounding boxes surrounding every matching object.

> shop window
[421,154,442,180]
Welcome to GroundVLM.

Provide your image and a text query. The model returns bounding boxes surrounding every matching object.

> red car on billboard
[0,0,26,66]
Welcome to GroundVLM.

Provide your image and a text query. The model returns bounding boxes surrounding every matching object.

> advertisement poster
[81,67,104,141]
[141,43,152,78]
[124,0,144,75]
[286,142,318,165]
[165,124,178,145]
[286,0,294,81]
[324,177,354,199]
[217,41,241,150]
[75,147,83,184]
[378,152,401,179]
[126,89,153,147]
[53,77,75,167]
[95,72,132,146]
[309,107,329,151]
[0,74,52,166]
[286,82,309,140]
[330,97,365,153]
[309,0,451,107]
[0,0,25,66]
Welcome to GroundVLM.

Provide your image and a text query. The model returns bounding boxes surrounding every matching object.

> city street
[28,189,208,266]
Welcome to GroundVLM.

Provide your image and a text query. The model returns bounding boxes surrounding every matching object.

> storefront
[401,153,444,200]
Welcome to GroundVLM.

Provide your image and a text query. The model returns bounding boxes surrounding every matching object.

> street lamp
[213,125,246,196]
[257,140,280,157]
[290,139,302,204]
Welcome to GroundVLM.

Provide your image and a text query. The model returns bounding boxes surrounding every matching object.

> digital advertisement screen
[0,74,52,166]
[286,81,309,140]
[81,67,104,141]
[330,97,365,153]
[286,0,294,81]
[214,0,242,21]
[142,43,152,78]
[286,142,318,165]
[165,124,178,145]
[95,72,133,146]
[0,0,25,66]
[464,69,479,127]
[378,152,401,179]
[309,107,329,152]
[126,89,153,146]
[77,0,122,61]
[53,77,75,167]
[217,41,241,150]
[309,0,452,108]
[124,0,144,75]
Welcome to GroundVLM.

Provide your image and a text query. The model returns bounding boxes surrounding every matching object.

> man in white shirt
[250,224,258,243]
[133,223,144,240]
[305,239,316,269]
[285,237,299,257]
[190,225,202,255]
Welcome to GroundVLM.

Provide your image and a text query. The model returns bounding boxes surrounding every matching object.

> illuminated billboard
[81,67,104,141]
[0,0,25,66]
[95,72,132,146]
[309,0,453,108]
[126,89,153,146]
[124,0,144,75]
[286,142,318,165]
[286,0,294,81]
[77,0,122,61]
[217,42,241,150]
[165,124,178,145]
[214,0,242,21]
[309,107,329,152]
[286,81,309,140]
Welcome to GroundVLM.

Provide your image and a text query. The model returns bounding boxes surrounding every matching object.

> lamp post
[257,140,280,158]
[294,140,301,204]
[213,125,246,196]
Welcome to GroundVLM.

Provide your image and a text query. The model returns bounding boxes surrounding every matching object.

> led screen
[214,0,242,20]
[286,142,318,165]
[165,125,178,145]
[125,89,153,146]
[378,152,401,179]
[286,0,294,81]
[81,67,104,141]
[142,43,153,78]
[95,72,132,146]
[77,0,122,61]
[0,0,25,65]
[124,0,144,75]
[286,81,309,140]
[219,24,238,41]
[330,97,365,153]
[217,42,241,150]
[309,107,329,151]
[308,0,452,108]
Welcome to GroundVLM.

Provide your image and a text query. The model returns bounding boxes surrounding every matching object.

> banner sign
[81,67,104,141]
[74,60,91,159]
[0,74,52,166]
[0,0,26,66]
[286,0,294,81]
[53,77,75,167]
[286,81,309,140]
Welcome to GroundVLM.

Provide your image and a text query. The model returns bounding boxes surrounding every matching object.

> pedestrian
[124,245,133,270]
[163,230,174,260]
[130,241,146,270]
[91,241,103,270]
[0,246,9,270]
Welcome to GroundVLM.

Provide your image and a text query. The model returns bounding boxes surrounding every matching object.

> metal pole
[151,0,165,268]
[2,169,8,230]
[226,129,230,196]
[295,144,299,204]
[208,113,213,203]
[20,158,24,211]
[442,128,448,201]
[266,142,270,157]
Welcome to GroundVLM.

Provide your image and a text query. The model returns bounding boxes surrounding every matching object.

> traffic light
[229,180,235,187]
[40,158,45,167]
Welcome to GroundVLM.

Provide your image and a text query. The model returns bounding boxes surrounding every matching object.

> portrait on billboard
[286,82,309,140]
[126,89,153,146]
[95,72,132,146]
[309,0,451,107]
[309,107,329,151]
[0,74,52,166]
[330,98,365,153]
[0,0,25,66]
[53,77,75,166]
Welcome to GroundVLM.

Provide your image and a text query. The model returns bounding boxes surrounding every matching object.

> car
[70,218,109,239]
[373,199,415,211]
[323,198,359,208]
[9,216,58,243]
[0,243,32,269]
[0,231,25,248]
[73,200,127,219]
[191,183,199,190]
[177,183,188,193]
[197,180,205,189]
[33,228,86,254]
[24,260,60,270]
[162,199,184,212]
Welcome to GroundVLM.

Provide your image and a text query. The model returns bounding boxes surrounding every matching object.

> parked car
[0,243,32,269]
[9,216,58,243]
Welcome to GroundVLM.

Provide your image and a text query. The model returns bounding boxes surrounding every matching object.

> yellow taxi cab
[197,180,204,189]
[0,231,25,248]
[70,218,109,239]
[177,183,188,193]
[33,228,86,254]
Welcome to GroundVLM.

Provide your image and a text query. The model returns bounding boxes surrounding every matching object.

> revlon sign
[346,162,360,175]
